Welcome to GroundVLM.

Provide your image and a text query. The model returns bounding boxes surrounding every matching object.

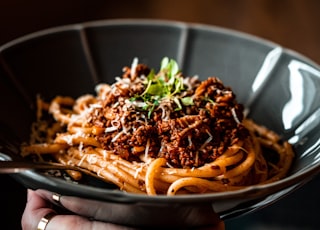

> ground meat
[90,65,249,168]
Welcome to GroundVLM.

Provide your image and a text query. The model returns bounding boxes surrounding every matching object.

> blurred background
[1,0,319,229]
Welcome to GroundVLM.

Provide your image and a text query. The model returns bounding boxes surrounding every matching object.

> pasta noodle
[21,57,295,195]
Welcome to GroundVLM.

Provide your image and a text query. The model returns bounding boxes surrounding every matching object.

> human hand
[21,189,136,230]
[21,189,225,230]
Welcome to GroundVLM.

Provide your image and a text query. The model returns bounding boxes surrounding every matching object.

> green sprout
[131,57,194,118]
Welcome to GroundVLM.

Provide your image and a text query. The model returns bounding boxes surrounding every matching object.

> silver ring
[37,212,56,230]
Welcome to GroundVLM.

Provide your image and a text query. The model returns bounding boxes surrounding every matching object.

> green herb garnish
[132,57,194,118]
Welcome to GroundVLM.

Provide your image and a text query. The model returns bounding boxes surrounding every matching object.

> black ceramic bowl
[1,19,320,228]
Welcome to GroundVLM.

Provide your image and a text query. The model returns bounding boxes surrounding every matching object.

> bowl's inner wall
[0,20,320,179]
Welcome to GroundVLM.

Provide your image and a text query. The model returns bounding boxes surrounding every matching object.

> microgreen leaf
[173,97,182,111]
[147,84,163,96]
[170,59,179,77]
[181,97,194,106]
[160,57,169,70]
[147,69,155,81]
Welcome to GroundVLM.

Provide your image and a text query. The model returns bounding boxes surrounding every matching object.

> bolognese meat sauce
[89,59,249,168]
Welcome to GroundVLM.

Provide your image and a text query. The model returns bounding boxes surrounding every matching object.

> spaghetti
[21,57,294,195]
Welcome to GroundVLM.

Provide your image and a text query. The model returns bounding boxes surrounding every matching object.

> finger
[21,189,56,230]
[27,189,53,209]
[23,189,136,230]
[32,189,127,226]
[33,189,59,204]
[34,190,113,220]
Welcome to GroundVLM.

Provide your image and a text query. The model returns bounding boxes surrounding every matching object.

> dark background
[1,1,319,229]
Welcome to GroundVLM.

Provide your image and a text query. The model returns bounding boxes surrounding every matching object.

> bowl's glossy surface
[1,19,320,228]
